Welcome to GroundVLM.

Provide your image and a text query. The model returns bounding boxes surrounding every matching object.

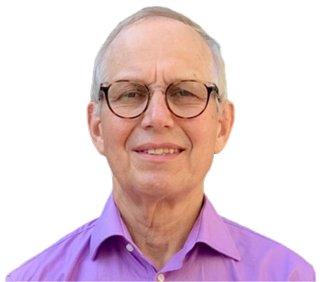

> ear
[87,102,105,156]
[214,101,235,154]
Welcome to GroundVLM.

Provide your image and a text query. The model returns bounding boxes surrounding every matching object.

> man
[6,6,315,281]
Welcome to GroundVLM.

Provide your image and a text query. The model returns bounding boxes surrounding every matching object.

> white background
[1,0,319,279]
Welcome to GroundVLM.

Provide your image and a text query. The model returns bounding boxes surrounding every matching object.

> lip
[134,143,184,152]
[133,143,185,161]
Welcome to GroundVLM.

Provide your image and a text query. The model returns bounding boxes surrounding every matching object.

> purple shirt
[7,194,315,281]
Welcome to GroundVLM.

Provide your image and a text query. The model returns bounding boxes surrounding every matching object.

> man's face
[90,18,232,201]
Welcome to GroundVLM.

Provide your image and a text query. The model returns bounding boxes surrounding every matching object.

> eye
[109,82,148,103]
[179,90,193,96]
[170,88,195,97]
[123,92,139,98]
[121,91,147,99]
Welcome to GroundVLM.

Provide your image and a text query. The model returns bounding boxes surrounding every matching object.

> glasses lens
[167,81,208,118]
[108,81,148,118]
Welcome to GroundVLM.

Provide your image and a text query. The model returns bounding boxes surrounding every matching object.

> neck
[113,180,204,270]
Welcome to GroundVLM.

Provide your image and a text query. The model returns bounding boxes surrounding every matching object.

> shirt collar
[196,195,241,261]
[90,194,132,260]
[90,193,241,261]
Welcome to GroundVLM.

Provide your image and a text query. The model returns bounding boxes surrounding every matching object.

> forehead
[103,17,214,84]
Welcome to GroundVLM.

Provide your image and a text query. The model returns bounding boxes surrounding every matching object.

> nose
[140,90,175,130]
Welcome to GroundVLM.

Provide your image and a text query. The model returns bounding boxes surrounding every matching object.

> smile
[141,148,182,155]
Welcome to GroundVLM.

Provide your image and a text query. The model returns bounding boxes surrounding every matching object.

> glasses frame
[99,80,219,119]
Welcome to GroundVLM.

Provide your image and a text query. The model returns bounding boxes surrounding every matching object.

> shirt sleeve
[5,275,12,281]
[288,262,316,281]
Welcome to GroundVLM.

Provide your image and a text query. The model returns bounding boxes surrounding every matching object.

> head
[88,7,234,204]
[90,6,228,115]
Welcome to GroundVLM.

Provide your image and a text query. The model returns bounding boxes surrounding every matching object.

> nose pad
[141,90,174,128]
[146,90,169,114]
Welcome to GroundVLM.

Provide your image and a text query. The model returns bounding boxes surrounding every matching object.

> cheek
[100,116,133,158]
[190,109,217,148]
[187,113,217,165]
[193,126,216,157]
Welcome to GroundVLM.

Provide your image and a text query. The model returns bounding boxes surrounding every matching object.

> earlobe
[87,102,105,155]
[214,101,235,154]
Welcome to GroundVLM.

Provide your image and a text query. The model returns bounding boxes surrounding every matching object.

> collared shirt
[6,194,315,281]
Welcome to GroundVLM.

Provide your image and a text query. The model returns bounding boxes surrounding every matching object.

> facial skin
[88,17,234,269]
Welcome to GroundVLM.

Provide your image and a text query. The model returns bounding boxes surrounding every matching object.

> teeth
[143,148,180,155]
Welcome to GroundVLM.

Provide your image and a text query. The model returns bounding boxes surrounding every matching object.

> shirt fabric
[7,194,315,281]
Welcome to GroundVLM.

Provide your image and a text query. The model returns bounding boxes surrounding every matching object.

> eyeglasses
[99,80,219,119]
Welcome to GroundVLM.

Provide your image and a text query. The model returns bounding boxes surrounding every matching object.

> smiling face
[88,17,234,202]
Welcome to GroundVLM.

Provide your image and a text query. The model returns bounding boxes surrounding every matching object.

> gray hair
[90,6,227,114]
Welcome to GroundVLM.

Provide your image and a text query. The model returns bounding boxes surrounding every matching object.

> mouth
[137,148,183,155]
[133,143,185,158]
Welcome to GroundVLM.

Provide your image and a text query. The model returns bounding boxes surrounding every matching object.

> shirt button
[157,274,165,282]
[126,243,134,252]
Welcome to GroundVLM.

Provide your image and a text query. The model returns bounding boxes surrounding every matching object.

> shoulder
[6,219,97,281]
[221,217,315,281]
